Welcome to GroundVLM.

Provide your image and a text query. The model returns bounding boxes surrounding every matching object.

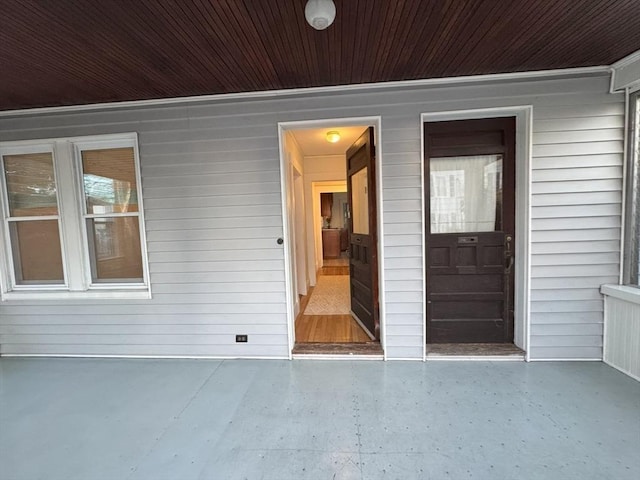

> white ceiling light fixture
[305,0,336,30]
[326,131,341,143]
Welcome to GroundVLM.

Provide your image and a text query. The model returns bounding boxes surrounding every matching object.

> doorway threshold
[292,342,383,357]
[426,343,525,361]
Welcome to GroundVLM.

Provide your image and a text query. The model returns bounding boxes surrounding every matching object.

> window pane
[430,155,503,233]
[9,220,64,284]
[86,217,143,282]
[351,167,369,234]
[3,152,58,217]
[82,148,138,214]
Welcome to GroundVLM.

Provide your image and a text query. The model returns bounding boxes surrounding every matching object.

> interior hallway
[295,263,371,343]
[1,358,638,480]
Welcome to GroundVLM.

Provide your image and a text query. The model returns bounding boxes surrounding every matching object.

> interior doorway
[279,119,384,356]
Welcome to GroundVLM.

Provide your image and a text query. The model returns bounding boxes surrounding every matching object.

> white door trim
[278,116,386,360]
[420,106,533,361]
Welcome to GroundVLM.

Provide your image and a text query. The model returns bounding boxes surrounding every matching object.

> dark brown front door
[424,117,516,343]
[347,127,379,339]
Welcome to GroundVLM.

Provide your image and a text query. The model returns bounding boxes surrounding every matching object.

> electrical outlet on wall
[235,334,248,343]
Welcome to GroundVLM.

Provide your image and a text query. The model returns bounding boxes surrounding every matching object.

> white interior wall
[293,173,307,296]
[284,133,308,298]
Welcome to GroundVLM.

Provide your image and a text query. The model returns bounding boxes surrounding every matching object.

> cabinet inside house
[320,193,333,219]
[322,228,340,258]
[320,192,349,259]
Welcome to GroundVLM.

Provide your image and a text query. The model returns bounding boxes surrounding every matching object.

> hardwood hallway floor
[295,266,371,343]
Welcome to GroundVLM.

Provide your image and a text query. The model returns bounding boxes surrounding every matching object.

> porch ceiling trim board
[0,66,610,118]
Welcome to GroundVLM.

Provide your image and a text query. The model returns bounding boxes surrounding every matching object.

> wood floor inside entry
[295,266,371,343]
[296,314,371,343]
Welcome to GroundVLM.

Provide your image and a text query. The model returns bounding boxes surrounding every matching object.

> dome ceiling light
[305,0,336,30]
[326,131,341,143]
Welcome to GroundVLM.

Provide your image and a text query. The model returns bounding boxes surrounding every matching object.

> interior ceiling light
[305,0,336,30]
[326,131,341,143]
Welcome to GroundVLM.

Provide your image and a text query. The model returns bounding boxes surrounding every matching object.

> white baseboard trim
[0,354,290,360]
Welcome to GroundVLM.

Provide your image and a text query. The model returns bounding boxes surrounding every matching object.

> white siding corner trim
[610,49,640,93]
[420,106,533,361]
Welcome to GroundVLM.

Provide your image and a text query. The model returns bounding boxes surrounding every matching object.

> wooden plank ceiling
[1,0,639,111]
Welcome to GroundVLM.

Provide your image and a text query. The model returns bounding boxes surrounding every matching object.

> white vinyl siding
[529,91,623,359]
[0,73,623,359]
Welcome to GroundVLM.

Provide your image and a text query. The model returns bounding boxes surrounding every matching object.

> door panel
[424,118,515,344]
[347,127,379,339]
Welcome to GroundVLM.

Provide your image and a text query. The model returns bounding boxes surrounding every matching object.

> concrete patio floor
[0,358,638,480]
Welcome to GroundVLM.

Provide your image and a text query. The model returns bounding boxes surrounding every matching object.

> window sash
[8,218,66,286]
[75,142,146,288]
[0,147,68,289]
[84,216,144,285]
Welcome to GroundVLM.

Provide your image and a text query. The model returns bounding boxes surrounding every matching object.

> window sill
[1,289,152,301]
[600,284,640,305]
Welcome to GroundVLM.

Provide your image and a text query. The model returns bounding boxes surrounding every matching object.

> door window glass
[430,155,502,233]
[351,167,369,234]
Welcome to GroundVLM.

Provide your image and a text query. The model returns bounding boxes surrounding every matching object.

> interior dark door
[347,127,379,340]
[424,117,515,343]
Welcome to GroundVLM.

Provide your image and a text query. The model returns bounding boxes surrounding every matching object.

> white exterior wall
[0,73,623,359]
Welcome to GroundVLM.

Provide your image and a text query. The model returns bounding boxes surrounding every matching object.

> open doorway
[279,119,384,356]
[298,184,368,343]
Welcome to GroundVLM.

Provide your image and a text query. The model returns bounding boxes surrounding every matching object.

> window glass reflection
[430,155,502,233]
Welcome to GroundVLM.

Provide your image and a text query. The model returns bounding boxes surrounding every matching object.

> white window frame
[0,133,151,300]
